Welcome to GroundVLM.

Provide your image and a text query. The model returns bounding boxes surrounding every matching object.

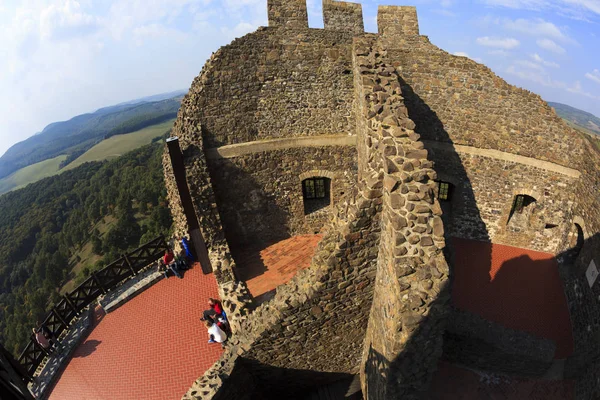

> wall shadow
[73,339,101,359]
[204,154,291,290]
[231,358,359,400]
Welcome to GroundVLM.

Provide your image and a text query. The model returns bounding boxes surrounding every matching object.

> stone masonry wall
[163,108,253,332]
[268,0,308,29]
[426,146,577,253]
[193,27,356,149]
[382,35,584,169]
[183,167,383,399]
[377,6,419,37]
[562,139,600,399]
[354,36,450,400]
[206,146,357,247]
[323,0,364,35]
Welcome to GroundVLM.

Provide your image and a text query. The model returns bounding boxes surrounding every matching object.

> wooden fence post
[63,295,80,317]
[91,272,107,295]
[50,308,68,331]
[123,254,136,276]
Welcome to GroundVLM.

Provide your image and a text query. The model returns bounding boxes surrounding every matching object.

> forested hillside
[0,142,172,356]
[549,101,600,135]
[0,97,181,179]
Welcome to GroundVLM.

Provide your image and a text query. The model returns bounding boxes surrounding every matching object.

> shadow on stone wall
[359,78,491,397]
[363,75,591,398]
[206,157,292,251]
[224,358,356,400]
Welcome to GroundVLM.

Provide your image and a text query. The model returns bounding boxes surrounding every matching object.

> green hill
[0,143,172,356]
[548,102,600,135]
[0,94,183,180]
[0,155,67,194]
[64,119,175,170]
[0,119,175,196]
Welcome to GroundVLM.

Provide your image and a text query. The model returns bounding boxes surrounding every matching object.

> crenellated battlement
[267,0,309,29]
[268,0,420,38]
[377,5,419,37]
[323,0,364,34]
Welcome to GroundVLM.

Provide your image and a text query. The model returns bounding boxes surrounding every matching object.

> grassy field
[64,119,175,171]
[0,155,68,195]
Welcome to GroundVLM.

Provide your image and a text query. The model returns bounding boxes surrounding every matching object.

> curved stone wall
[381,35,584,168]
[188,26,356,149]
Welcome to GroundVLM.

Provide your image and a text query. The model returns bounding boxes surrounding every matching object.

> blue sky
[0,0,599,157]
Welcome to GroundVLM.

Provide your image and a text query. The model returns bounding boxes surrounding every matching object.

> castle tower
[267,0,309,29]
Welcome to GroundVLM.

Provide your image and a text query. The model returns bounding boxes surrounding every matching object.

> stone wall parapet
[351,35,449,400]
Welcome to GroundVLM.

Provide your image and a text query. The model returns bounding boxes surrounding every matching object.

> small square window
[437,181,452,201]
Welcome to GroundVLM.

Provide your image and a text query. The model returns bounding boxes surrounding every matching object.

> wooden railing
[17,236,169,378]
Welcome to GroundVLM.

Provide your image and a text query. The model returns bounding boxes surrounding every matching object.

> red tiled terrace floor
[429,361,574,400]
[452,238,574,358]
[48,263,222,400]
[235,234,322,303]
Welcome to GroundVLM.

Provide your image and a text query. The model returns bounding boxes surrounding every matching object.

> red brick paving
[235,235,322,302]
[429,361,574,400]
[48,263,222,400]
[452,238,574,359]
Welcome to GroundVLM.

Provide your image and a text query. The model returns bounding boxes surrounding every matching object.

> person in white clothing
[205,320,227,345]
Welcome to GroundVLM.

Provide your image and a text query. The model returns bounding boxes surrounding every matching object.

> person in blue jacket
[180,236,194,262]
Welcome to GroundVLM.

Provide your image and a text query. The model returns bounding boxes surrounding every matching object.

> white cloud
[586,70,600,84]
[507,65,599,99]
[221,22,258,40]
[515,59,545,71]
[133,24,187,46]
[480,0,600,19]
[501,18,568,41]
[476,36,520,49]
[488,49,510,57]
[433,9,458,17]
[537,38,566,54]
[531,53,560,68]
[567,81,600,99]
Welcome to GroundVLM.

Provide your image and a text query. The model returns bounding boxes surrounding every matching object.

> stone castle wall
[206,145,357,246]
[377,6,419,37]
[426,145,578,253]
[562,139,600,399]
[268,0,308,29]
[323,0,364,34]
[162,1,600,398]
[183,164,383,399]
[382,37,584,167]
[192,27,356,149]
[374,33,583,254]
[353,36,449,400]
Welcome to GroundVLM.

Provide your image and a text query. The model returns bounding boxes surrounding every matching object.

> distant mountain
[112,90,187,107]
[548,102,600,135]
[0,93,184,180]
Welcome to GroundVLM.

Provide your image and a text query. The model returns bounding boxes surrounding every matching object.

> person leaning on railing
[32,325,56,355]
[158,248,183,279]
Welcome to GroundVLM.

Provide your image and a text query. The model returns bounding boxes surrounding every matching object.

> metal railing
[17,235,169,378]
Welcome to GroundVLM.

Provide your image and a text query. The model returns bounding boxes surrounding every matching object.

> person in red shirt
[201,298,224,323]
[163,249,174,265]
[159,249,182,279]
